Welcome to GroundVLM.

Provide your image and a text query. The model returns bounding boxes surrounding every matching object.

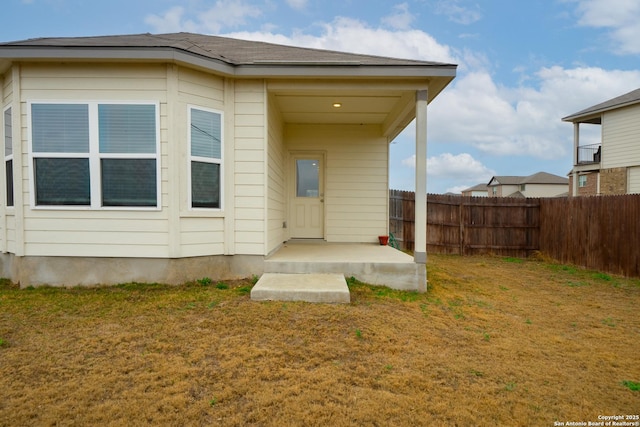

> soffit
[273,93,402,124]
[266,79,424,140]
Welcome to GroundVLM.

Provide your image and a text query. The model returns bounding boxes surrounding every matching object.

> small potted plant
[378,235,389,245]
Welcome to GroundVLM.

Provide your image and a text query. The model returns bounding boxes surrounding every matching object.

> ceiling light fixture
[332,102,342,108]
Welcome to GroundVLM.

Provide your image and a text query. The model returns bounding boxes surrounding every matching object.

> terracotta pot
[378,235,389,245]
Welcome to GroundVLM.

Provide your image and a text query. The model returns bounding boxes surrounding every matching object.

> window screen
[35,158,90,205]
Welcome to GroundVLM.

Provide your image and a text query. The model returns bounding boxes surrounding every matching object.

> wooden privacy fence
[538,194,640,278]
[390,190,640,278]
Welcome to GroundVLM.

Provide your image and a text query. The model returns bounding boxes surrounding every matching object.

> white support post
[414,90,428,264]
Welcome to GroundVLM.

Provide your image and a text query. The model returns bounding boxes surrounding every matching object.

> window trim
[578,175,588,188]
[28,100,161,210]
[3,105,14,208]
[187,105,223,211]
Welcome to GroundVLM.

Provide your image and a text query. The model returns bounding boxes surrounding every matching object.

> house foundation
[0,253,264,288]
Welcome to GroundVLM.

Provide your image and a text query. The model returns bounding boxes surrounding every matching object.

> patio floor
[260,240,426,292]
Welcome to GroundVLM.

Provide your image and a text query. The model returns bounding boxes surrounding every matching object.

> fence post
[459,197,464,255]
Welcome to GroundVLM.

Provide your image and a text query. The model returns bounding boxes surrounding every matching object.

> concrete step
[251,273,350,304]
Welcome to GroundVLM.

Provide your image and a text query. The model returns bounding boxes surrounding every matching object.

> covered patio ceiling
[267,77,452,141]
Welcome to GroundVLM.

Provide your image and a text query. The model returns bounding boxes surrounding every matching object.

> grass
[0,254,639,426]
[622,380,640,391]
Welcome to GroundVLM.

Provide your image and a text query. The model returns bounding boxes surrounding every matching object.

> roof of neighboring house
[562,87,640,123]
[0,32,456,78]
[521,171,569,184]
[461,183,489,193]
[504,191,525,198]
[488,171,569,186]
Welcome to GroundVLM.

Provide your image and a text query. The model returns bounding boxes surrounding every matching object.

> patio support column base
[415,251,426,264]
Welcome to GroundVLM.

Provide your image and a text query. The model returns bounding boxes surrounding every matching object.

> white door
[290,155,324,238]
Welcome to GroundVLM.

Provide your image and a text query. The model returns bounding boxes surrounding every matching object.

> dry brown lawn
[1,254,639,426]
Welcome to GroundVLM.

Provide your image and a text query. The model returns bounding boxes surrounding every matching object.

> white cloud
[225,16,456,64]
[145,6,195,33]
[145,0,262,34]
[435,0,482,25]
[402,152,495,181]
[429,66,640,159]
[286,0,307,10]
[381,3,416,30]
[144,5,640,189]
[570,0,640,54]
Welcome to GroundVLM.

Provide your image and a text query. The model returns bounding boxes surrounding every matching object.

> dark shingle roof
[562,87,640,122]
[0,32,456,68]
[521,171,569,184]
[489,172,568,186]
[462,183,488,193]
[488,176,521,185]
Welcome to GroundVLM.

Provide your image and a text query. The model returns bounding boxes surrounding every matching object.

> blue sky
[4,0,640,193]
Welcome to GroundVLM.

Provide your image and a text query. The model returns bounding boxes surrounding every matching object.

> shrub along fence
[390,190,640,278]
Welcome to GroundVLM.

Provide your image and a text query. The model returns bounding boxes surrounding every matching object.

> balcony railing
[577,143,601,165]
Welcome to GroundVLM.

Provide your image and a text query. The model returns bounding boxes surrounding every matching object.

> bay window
[30,102,159,208]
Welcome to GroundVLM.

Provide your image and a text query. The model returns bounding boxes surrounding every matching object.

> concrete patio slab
[251,273,350,304]
[264,241,426,292]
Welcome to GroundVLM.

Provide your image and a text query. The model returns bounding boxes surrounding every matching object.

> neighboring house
[0,33,456,288]
[487,172,568,198]
[461,183,488,197]
[563,88,640,196]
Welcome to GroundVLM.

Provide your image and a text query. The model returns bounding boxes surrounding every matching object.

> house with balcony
[563,88,640,196]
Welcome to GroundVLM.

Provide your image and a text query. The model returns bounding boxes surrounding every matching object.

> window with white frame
[3,106,13,207]
[578,175,587,188]
[30,102,159,208]
[189,106,222,209]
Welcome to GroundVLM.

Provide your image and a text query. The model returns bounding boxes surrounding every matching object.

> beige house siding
[1,69,12,104]
[18,63,171,258]
[285,124,388,243]
[495,184,518,197]
[602,105,640,169]
[0,70,11,252]
[175,66,227,257]
[523,183,568,197]
[266,94,285,254]
[2,63,274,259]
[234,80,266,255]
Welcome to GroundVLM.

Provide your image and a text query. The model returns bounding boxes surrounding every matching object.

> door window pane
[296,159,319,198]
